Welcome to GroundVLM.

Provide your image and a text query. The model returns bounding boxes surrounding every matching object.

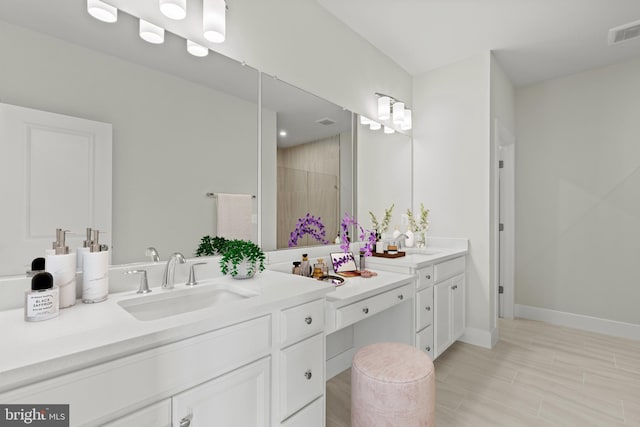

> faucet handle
[186,262,207,286]
[124,269,151,294]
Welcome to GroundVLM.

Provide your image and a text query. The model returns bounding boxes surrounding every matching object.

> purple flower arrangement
[288,214,329,247]
[340,213,377,256]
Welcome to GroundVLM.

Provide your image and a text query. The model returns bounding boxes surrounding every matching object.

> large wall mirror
[260,76,354,251]
[0,0,361,274]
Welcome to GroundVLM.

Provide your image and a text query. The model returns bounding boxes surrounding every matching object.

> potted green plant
[196,236,266,279]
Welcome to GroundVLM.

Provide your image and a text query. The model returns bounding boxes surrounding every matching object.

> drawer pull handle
[425,306,431,311]
[304,370,313,380]
[362,307,369,314]
[425,346,431,352]
[397,294,404,301]
[305,316,312,325]
[426,274,431,279]
[180,414,192,427]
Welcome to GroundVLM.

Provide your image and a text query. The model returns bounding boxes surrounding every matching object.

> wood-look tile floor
[326,318,640,426]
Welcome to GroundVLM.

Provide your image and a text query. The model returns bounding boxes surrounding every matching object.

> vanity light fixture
[159,0,187,20]
[203,0,226,43]
[139,19,165,44]
[187,40,208,57]
[401,109,412,131]
[87,0,118,23]
[369,121,381,131]
[377,96,391,121]
[374,92,412,131]
[360,116,371,125]
[384,126,395,134]
[392,101,405,125]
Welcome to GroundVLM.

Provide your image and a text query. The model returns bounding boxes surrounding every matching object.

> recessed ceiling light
[159,0,186,20]
[187,40,208,57]
[87,0,118,23]
[279,130,287,137]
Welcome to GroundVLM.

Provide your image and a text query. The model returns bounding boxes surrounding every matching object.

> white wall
[413,53,494,347]
[357,123,412,235]
[0,21,258,264]
[515,56,640,324]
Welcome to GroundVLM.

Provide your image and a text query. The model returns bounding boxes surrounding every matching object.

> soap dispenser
[405,227,415,248]
[82,229,109,303]
[45,229,77,308]
[76,227,93,271]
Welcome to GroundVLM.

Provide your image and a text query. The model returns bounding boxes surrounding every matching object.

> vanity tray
[371,251,406,258]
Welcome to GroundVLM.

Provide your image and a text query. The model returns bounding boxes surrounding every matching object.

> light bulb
[87,0,118,23]
[378,96,391,120]
[139,19,165,44]
[203,0,226,43]
[360,116,371,125]
[369,121,381,131]
[393,101,405,125]
[384,126,395,134]
[401,109,412,131]
[187,40,208,57]
[159,0,186,20]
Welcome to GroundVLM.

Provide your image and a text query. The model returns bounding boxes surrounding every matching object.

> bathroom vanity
[0,240,467,426]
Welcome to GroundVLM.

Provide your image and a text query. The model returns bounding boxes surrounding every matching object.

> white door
[0,103,112,275]
[172,357,271,427]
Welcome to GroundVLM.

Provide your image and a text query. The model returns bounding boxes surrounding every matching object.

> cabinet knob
[452,285,458,290]
[397,294,404,301]
[426,275,431,280]
[362,307,369,314]
[304,370,313,380]
[305,316,312,325]
[425,306,431,311]
[179,414,192,427]
[425,346,431,352]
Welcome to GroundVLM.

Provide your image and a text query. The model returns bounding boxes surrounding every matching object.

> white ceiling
[315,0,640,86]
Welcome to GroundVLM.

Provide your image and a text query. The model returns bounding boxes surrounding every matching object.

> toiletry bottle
[45,229,77,309]
[26,257,45,277]
[76,227,92,271]
[82,229,109,303]
[25,272,59,322]
[405,227,415,248]
[292,261,302,275]
[313,263,323,279]
[301,254,311,277]
[317,258,328,275]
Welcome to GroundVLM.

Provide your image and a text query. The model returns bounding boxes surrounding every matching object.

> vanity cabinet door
[452,274,465,341]
[434,279,452,358]
[103,400,171,427]
[172,357,271,427]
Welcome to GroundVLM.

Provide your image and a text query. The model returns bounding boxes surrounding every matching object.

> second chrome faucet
[162,252,186,289]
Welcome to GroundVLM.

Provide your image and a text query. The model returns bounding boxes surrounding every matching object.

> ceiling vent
[316,117,336,126]
[608,19,640,45]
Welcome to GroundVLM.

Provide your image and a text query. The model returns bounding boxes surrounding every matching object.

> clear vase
[416,232,426,248]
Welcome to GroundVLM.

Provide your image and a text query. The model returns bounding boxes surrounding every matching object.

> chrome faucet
[146,247,160,262]
[396,233,409,249]
[162,252,186,289]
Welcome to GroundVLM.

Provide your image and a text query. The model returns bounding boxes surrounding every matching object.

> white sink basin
[405,248,441,256]
[118,283,259,321]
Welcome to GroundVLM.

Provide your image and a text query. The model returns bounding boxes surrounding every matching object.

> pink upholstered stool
[351,342,435,427]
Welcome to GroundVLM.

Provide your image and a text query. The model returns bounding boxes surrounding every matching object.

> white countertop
[364,244,468,270]
[325,270,414,306]
[0,270,332,393]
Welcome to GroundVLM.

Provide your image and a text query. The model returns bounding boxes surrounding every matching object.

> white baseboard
[515,304,640,341]
[460,327,494,349]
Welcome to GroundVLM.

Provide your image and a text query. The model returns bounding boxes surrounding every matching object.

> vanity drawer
[281,299,324,348]
[281,397,324,427]
[434,257,465,282]
[416,265,434,290]
[416,287,434,331]
[416,324,434,359]
[336,283,412,330]
[280,333,324,420]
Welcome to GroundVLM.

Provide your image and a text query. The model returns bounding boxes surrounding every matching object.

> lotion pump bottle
[82,229,109,303]
[405,227,415,248]
[25,272,59,322]
[45,229,77,308]
[76,227,93,271]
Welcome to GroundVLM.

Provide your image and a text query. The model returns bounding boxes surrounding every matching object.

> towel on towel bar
[216,193,253,240]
